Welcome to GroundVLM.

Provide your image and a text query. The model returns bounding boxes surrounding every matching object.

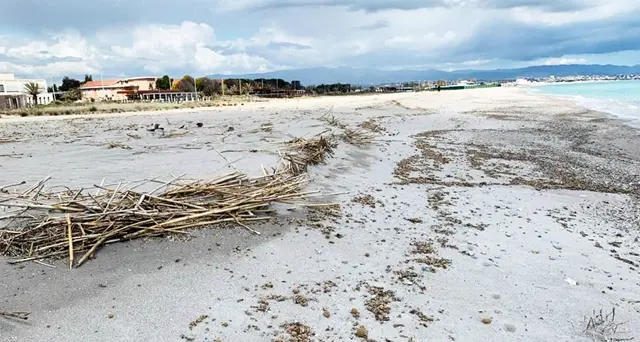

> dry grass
[583,308,634,342]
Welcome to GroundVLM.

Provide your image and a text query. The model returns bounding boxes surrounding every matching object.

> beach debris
[481,317,492,324]
[105,141,132,150]
[147,123,164,133]
[260,123,273,132]
[196,122,203,128]
[584,307,633,342]
[319,113,347,130]
[350,308,360,319]
[277,322,315,341]
[318,113,375,146]
[283,135,337,175]
[405,217,423,224]
[339,128,375,146]
[0,311,30,320]
[352,194,381,208]
[410,308,435,326]
[227,126,235,132]
[359,118,386,133]
[162,131,187,138]
[564,278,578,286]
[365,285,399,322]
[189,315,208,329]
[0,169,317,267]
[354,325,368,339]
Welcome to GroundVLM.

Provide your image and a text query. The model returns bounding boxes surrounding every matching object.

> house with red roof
[79,77,157,101]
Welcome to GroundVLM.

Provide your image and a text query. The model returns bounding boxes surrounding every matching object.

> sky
[1,0,639,79]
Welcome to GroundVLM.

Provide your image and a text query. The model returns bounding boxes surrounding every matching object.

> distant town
[519,73,640,83]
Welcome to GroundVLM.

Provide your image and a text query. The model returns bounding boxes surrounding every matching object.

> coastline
[521,80,640,128]
[2,87,639,342]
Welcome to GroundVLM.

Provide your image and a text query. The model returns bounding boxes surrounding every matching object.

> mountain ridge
[208,64,640,85]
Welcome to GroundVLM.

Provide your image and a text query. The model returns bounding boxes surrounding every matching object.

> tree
[228,84,239,95]
[61,89,81,102]
[176,75,195,92]
[59,77,81,92]
[243,82,254,95]
[197,77,218,96]
[23,82,43,106]
[155,75,171,90]
[83,74,93,83]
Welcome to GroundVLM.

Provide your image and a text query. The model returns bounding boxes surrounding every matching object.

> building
[0,73,53,109]
[291,80,302,90]
[80,76,157,101]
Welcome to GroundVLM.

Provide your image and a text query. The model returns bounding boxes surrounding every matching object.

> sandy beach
[1,87,639,342]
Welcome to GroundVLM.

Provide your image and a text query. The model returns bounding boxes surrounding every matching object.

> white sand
[1,87,639,342]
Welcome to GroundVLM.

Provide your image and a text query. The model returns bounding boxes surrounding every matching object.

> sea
[533,80,640,126]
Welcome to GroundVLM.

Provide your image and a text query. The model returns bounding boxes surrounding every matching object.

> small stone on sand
[504,323,516,332]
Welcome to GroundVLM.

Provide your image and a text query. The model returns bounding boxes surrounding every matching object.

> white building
[0,73,54,109]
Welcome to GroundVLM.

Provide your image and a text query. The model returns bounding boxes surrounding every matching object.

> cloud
[107,21,275,75]
[540,57,588,65]
[485,0,601,12]
[355,20,390,30]
[0,61,99,78]
[217,0,604,13]
[452,10,640,62]
[1,0,639,79]
[216,0,454,13]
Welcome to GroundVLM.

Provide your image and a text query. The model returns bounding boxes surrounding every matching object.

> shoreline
[2,87,639,342]
[523,83,640,128]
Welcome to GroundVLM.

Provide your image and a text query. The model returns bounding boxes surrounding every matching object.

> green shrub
[89,106,98,112]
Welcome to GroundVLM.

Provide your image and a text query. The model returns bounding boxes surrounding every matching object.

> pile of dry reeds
[0,171,314,267]
[318,112,375,146]
[340,128,375,146]
[283,135,337,175]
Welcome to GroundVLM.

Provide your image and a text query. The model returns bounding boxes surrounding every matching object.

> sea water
[534,80,640,126]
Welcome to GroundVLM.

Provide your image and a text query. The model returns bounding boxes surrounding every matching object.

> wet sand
[1,88,639,342]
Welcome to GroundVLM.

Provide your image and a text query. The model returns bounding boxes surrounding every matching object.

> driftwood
[0,311,29,320]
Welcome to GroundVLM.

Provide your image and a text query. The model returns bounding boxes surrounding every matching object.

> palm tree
[23,82,43,106]
[243,83,254,95]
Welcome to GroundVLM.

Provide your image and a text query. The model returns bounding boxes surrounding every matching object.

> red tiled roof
[80,80,119,89]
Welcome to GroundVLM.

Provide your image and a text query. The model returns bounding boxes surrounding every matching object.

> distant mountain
[209,64,640,85]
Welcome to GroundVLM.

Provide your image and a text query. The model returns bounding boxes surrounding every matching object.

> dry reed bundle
[283,136,337,175]
[340,128,375,146]
[317,112,375,146]
[0,171,313,267]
